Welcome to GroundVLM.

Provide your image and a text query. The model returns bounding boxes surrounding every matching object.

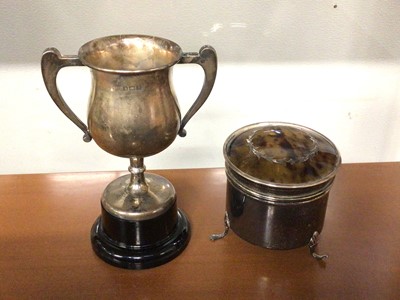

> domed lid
[224,122,341,187]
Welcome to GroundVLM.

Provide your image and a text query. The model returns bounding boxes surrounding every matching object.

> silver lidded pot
[211,122,341,259]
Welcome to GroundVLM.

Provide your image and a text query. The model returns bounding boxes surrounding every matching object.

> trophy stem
[127,157,148,200]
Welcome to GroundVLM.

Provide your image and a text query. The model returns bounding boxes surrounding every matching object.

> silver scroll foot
[209,212,230,241]
[308,231,328,260]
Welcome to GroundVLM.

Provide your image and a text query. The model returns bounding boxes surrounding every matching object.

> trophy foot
[90,209,190,269]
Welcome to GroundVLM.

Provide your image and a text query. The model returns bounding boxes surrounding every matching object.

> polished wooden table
[1,163,399,298]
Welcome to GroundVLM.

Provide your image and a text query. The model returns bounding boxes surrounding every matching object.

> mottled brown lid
[224,122,341,186]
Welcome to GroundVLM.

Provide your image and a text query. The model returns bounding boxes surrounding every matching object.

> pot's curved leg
[209,212,230,241]
[309,231,328,260]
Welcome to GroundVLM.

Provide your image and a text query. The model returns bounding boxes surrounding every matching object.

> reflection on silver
[209,211,231,241]
[309,231,329,260]
[101,172,176,221]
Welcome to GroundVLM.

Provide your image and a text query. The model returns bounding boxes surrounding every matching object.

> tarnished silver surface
[209,211,230,241]
[41,48,91,142]
[41,34,217,220]
[101,172,176,221]
[41,34,217,154]
[308,231,329,260]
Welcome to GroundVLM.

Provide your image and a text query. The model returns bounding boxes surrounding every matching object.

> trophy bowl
[41,34,217,269]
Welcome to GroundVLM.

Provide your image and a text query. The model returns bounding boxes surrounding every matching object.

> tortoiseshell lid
[224,122,341,186]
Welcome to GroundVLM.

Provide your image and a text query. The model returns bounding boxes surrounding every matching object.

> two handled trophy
[41,35,217,269]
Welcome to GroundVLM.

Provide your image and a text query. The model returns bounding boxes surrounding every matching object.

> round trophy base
[90,209,190,269]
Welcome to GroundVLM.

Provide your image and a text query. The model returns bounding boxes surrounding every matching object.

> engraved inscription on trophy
[122,85,143,91]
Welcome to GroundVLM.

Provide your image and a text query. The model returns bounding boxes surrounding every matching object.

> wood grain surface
[0,163,399,299]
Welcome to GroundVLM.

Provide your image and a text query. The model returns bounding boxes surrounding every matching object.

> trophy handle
[177,46,217,137]
[41,48,92,142]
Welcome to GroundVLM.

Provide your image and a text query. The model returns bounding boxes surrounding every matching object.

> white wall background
[1,1,400,174]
